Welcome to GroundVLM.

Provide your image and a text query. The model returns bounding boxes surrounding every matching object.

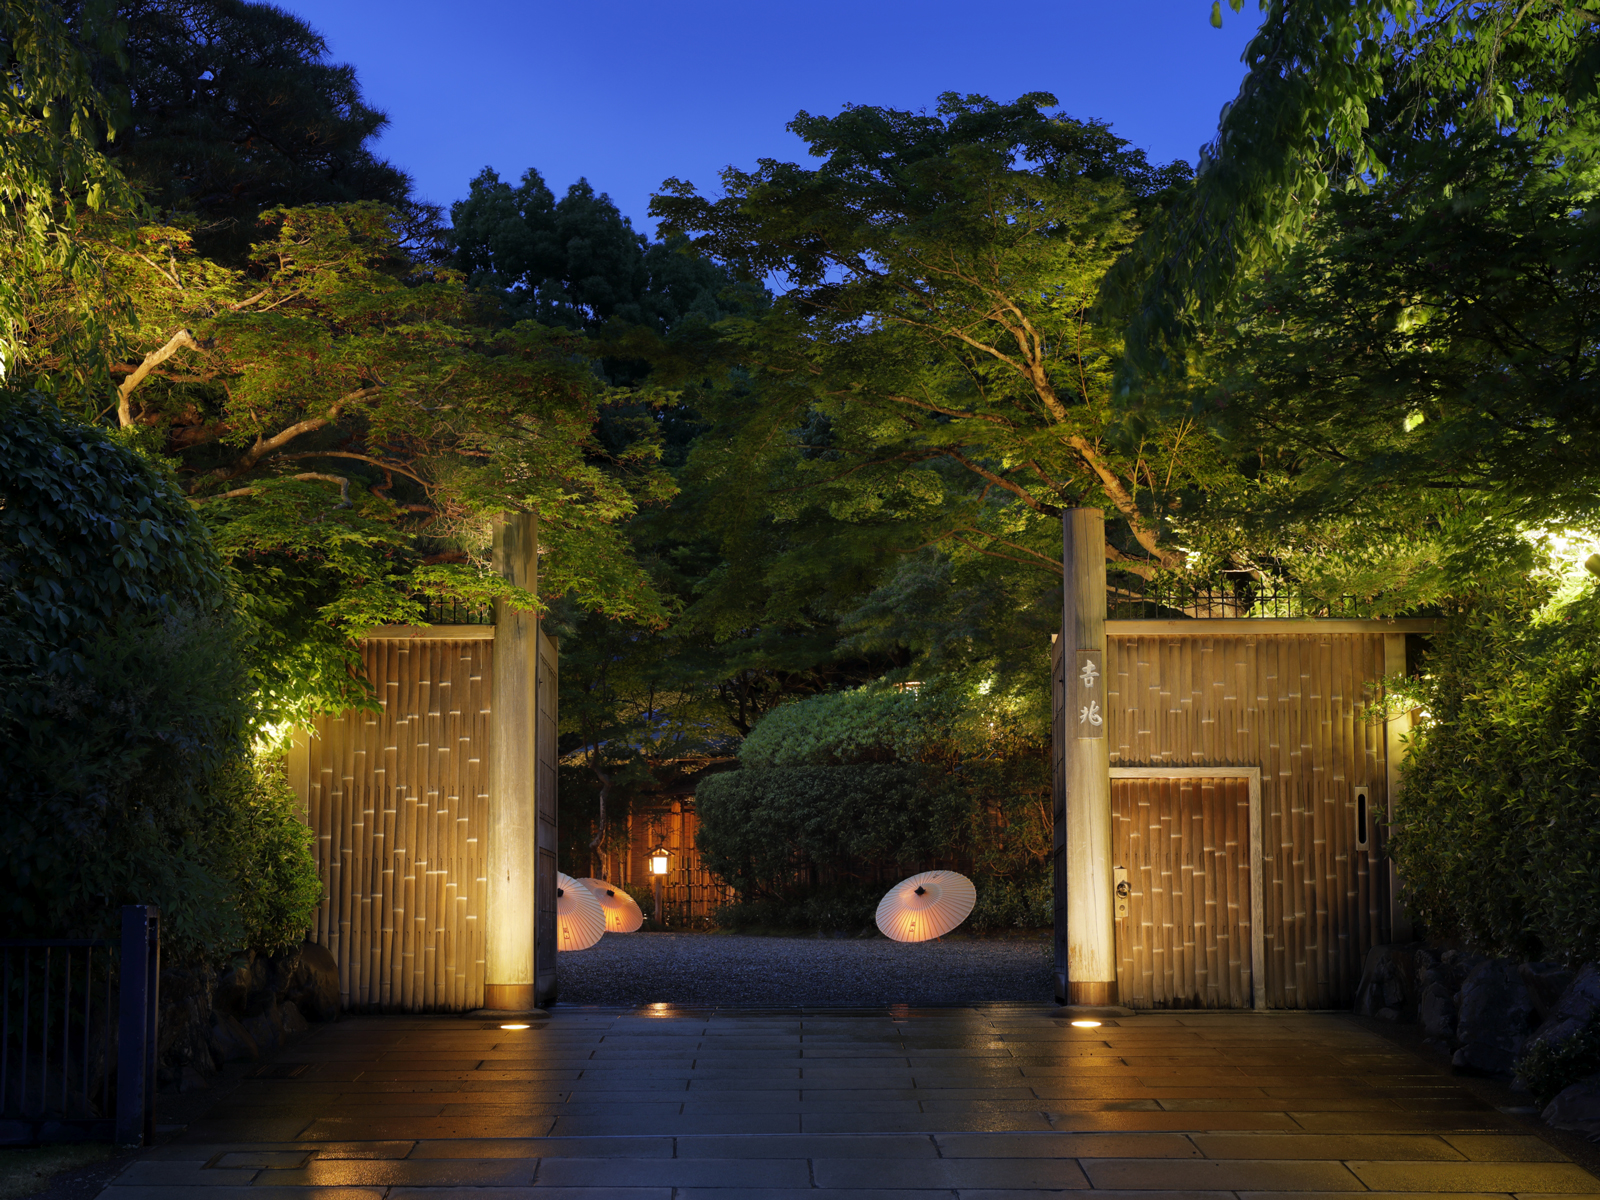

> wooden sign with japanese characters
[1072,649,1104,740]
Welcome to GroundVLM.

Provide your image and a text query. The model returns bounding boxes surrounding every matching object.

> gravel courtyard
[552,931,1055,1007]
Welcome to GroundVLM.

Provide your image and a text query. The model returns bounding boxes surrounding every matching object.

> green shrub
[697,679,1053,933]
[713,882,885,933]
[0,394,319,957]
[1,610,252,955]
[696,763,970,898]
[967,868,1052,932]
[739,682,1040,769]
[740,688,963,768]
[216,758,323,953]
[1392,586,1600,962]
[1515,1022,1600,1107]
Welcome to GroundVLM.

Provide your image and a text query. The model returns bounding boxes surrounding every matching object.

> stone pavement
[97,1006,1600,1198]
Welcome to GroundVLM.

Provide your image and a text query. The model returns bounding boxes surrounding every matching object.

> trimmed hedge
[696,763,969,900]
[696,684,1053,931]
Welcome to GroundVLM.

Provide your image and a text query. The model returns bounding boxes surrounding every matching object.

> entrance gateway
[1052,507,1433,1010]
[286,506,1429,1013]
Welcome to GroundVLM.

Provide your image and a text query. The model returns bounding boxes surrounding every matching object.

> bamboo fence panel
[1106,632,1387,1008]
[307,638,492,1011]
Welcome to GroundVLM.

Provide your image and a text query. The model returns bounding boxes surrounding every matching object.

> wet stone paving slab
[96,1006,1600,1198]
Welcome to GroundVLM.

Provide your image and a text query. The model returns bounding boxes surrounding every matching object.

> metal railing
[1109,572,1364,620]
[0,906,160,1147]
[420,596,494,626]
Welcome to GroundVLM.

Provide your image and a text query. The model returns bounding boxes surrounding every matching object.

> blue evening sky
[300,1,1263,236]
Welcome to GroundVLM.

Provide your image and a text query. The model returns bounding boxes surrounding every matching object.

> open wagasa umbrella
[577,878,644,933]
[556,873,606,950]
[875,871,977,942]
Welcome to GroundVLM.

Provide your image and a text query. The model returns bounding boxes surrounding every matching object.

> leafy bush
[713,882,885,933]
[740,688,963,767]
[696,764,970,900]
[216,758,323,953]
[1516,1022,1600,1107]
[967,868,1053,933]
[739,682,1038,768]
[696,683,1054,932]
[0,395,320,957]
[1392,584,1600,962]
[0,394,228,672]
[2,611,251,954]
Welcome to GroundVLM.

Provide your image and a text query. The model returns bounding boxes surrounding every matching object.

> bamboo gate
[1052,508,1430,1011]
[287,513,559,1012]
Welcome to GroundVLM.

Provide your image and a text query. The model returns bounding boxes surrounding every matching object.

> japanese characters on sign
[1073,649,1104,740]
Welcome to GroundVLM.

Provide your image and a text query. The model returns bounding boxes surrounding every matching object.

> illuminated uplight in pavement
[1070,1019,1102,1028]
[500,1023,530,1030]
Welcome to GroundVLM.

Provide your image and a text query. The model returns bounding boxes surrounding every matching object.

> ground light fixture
[500,1023,530,1030]
[1070,1019,1103,1028]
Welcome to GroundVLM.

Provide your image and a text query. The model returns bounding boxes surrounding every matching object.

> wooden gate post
[486,511,539,1010]
[1062,508,1116,1006]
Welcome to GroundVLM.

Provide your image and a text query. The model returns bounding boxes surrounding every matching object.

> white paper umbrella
[556,873,606,951]
[577,878,644,933]
[875,870,977,942]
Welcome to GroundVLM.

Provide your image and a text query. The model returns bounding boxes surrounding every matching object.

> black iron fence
[419,596,494,626]
[0,906,160,1147]
[1109,571,1364,620]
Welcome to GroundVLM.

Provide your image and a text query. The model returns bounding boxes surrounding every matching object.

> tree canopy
[100,0,437,258]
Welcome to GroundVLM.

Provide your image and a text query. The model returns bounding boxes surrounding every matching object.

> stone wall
[157,942,340,1092]
[1356,945,1600,1139]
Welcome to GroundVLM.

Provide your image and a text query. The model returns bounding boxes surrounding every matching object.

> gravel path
[551,932,1054,1007]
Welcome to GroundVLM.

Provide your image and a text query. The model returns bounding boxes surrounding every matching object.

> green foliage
[1123,0,1600,369]
[1,608,251,956]
[14,202,671,722]
[1516,1021,1600,1107]
[0,0,140,369]
[101,0,437,262]
[739,688,962,769]
[740,682,1045,769]
[214,756,322,953]
[0,395,315,957]
[451,167,736,335]
[1179,130,1600,561]
[967,870,1053,933]
[0,391,227,674]
[694,763,970,901]
[1391,583,1600,963]
[655,92,1200,584]
[696,681,1053,932]
[712,882,886,933]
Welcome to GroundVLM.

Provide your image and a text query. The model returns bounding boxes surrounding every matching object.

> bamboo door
[1112,776,1253,1008]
